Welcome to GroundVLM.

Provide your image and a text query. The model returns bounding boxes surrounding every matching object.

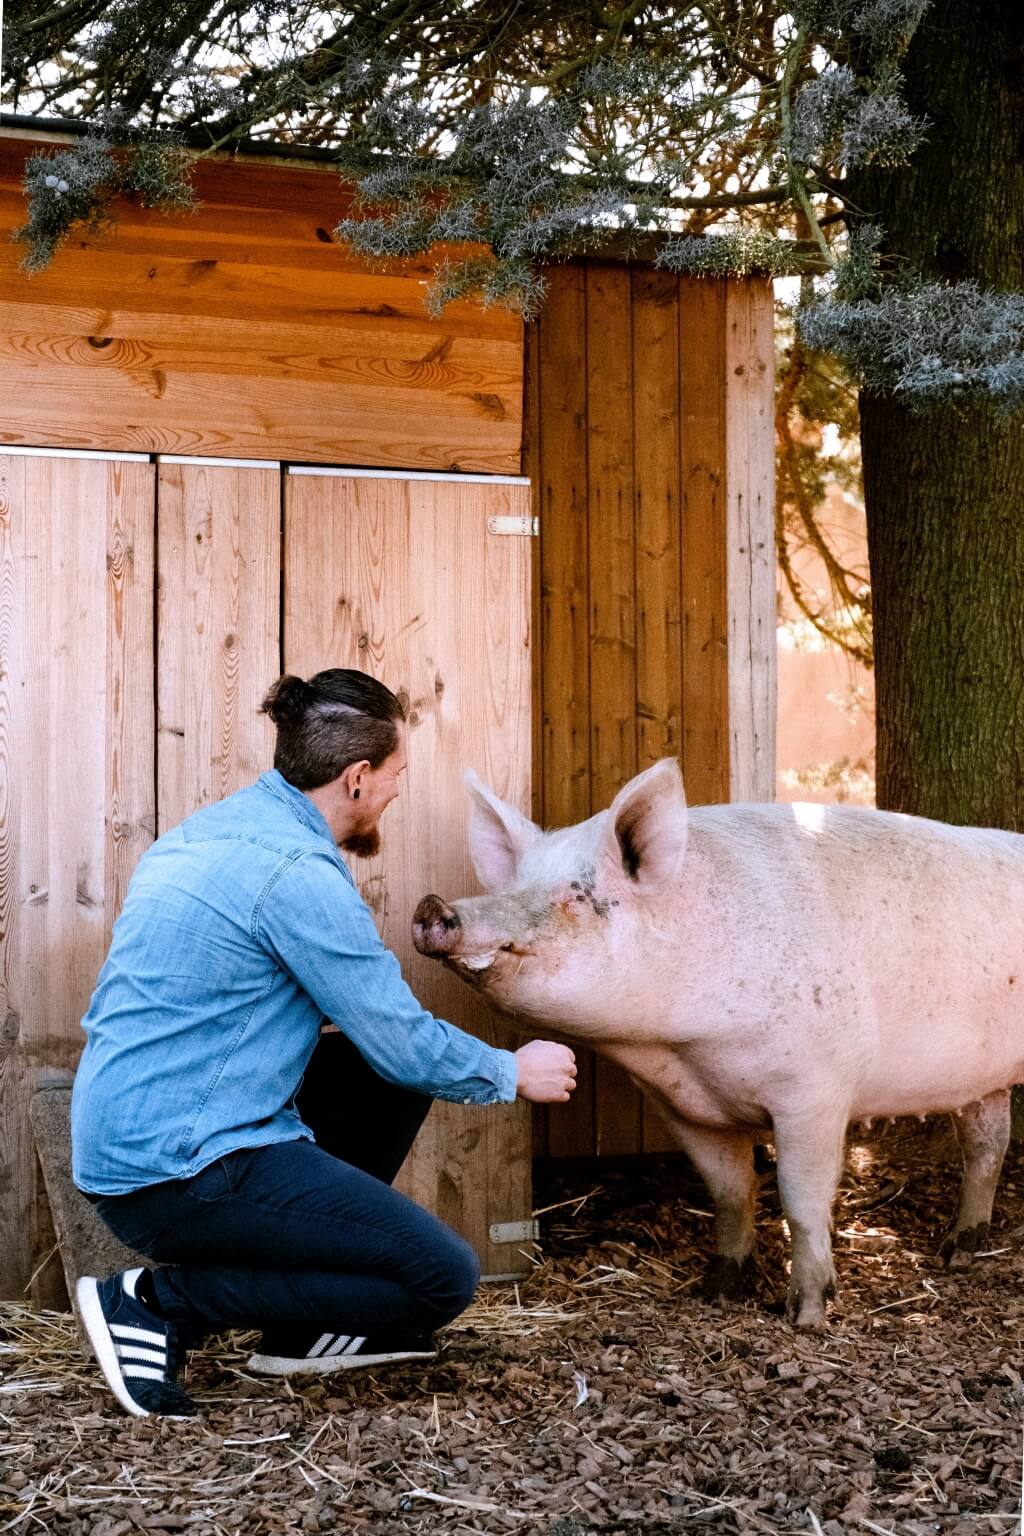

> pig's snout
[413,894,463,957]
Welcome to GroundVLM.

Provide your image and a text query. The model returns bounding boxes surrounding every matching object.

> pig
[412,758,1024,1328]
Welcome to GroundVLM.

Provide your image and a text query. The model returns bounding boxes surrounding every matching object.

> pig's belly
[601,1043,773,1131]
[601,1005,1024,1132]
[849,1012,1024,1119]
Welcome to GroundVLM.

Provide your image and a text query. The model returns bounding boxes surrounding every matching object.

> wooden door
[0,447,155,1297]
[285,467,534,1277]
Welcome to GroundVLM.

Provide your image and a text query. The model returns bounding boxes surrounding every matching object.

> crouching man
[72,669,575,1419]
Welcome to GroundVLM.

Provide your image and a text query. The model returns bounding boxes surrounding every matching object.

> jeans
[87,1032,481,1344]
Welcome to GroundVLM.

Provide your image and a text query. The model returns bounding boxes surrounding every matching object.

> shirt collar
[257,769,337,846]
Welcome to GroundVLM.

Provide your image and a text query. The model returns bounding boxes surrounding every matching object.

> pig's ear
[465,771,542,891]
[601,758,688,892]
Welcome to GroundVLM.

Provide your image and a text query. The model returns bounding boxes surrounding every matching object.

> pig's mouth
[458,951,498,972]
[446,941,530,977]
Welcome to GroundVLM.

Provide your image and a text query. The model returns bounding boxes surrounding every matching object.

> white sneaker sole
[246,1348,437,1377]
[76,1276,150,1418]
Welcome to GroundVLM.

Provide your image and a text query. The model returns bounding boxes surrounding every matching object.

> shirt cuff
[492,1047,519,1104]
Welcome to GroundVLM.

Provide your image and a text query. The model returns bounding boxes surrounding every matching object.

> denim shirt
[71,770,518,1194]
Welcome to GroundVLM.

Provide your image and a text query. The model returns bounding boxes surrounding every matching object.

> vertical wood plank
[538,266,592,831]
[631,267,686,1154]
[284,471,533,1276]
[0,453,154,1299]
[0,452,28,1300]
[725,280,777,802]
[680,277,730,808]
[535,265,597,1159]
[586,262,637,811]
[157,462,279,831]
[521,318,548,1156]
[632,266,683,772]
[585,263,643,1157]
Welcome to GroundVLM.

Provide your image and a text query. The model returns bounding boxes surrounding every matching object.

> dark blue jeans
[88,1032,480,1344]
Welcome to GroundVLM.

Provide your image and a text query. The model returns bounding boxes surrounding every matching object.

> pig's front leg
[661,1120,759,1300]
[940,1087,1011,1267]
[771,1111,848,1329]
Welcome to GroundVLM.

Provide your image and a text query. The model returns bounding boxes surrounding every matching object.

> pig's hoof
[939,1222,990,1268]
[785,1278,835,1330]
[701,1255,757,1302]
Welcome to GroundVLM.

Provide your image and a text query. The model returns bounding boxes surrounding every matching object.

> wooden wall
[0,133,522,473]
[0,450,534,1303]
[525,263,776,1158]
[0,128,777,1292]
[1,450,157,1302]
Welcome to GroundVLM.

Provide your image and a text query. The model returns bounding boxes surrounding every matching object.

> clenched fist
[514,1040,577,1103]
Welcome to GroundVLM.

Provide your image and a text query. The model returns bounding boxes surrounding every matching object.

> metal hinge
[489,1218,540,1244]
[488,515,539,537]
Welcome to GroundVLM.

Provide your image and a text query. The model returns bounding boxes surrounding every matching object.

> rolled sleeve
[257,851,518,1105]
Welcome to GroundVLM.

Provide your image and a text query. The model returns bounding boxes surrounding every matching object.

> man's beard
[341,828,381,859]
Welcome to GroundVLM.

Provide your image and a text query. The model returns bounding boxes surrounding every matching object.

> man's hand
[514,1040,577,1103]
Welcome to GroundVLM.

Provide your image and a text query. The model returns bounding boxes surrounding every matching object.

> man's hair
[261,670,405,790]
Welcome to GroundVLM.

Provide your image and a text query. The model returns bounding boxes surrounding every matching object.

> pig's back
[689,799,1024,890]
[683,802,1024,1112]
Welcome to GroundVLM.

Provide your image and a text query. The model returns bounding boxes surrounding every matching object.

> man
[72,668,576,1420]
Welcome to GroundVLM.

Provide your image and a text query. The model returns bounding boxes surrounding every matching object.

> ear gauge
[353,788,360,800]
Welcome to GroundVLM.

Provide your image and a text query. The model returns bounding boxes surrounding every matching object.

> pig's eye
[499,942,514,952]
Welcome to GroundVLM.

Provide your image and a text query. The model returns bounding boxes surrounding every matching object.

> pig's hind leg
[940,1088,1011,1268]
[661,1121,759,1300]
[771,1110,848,1329]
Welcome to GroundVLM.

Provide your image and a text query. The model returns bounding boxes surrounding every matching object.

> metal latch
[489,1219,540,1244]
[488,515,539,537]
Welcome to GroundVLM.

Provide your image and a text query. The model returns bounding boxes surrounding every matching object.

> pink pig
[413,759,1024,1328]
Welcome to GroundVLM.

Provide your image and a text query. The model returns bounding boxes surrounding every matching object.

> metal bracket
[488,515,539,537]
[489,1218,540,1244]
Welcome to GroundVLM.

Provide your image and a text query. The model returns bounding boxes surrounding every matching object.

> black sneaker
[246,1330,437,1376]
[76,1267,198,1419]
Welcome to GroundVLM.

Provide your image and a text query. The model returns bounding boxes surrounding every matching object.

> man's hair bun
[261,674,314,726]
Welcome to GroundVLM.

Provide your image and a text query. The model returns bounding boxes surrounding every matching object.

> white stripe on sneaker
[308,1333,334,1359]
[117,1344,167,1365]
[122,1364,166,1381]
[342,1336,367,1355]
[111,1322,166,1347]
[323,1335,351,1357]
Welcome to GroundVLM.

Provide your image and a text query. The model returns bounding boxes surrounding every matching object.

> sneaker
[246,1330,437,1377]
[76,1267,198,1419]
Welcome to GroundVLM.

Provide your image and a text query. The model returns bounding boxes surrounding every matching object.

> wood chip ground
[1,1120,1021,1535]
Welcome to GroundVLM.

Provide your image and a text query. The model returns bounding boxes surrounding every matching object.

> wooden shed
[0,125,776,1305]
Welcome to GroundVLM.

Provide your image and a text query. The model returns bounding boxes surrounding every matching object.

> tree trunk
[860,401,1024,826]
[850,3,1024,1133]
[849,0,1024,825]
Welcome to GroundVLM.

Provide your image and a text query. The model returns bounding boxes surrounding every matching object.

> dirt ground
[1,1119,1022,1536]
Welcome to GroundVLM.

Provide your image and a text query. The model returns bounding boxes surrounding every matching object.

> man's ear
[465,771,542,891]
[599,759,688,892]
[341,759,371,797]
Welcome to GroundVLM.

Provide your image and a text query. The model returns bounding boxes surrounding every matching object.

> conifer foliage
[3,0,1021,404]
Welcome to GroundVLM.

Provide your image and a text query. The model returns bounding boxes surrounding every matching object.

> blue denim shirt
[71,770,518,1194]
